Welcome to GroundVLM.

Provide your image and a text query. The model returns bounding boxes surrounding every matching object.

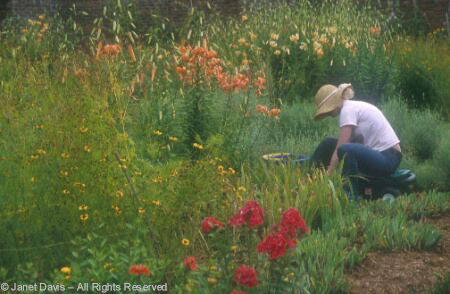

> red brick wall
[1,0,448,31]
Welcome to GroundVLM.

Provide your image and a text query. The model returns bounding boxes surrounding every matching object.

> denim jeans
[310,137,402,199]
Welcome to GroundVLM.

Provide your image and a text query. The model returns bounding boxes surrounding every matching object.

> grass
[0,0,449,292]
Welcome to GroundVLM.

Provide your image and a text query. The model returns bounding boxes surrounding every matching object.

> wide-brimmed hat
[314,83,354,120]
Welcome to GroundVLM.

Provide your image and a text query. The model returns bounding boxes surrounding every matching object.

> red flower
[229,200,264,229]
[129,264,152,276]
[257,231,297,260]
[184,256,199,270]
[234,265,259,288]
[202,216,225,234]
[279,208,309,238]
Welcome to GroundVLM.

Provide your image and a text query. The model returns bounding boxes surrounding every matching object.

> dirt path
[346,213,450,294]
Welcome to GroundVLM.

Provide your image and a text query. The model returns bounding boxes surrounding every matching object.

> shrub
[432,129,450,190]
[393,37,450,118]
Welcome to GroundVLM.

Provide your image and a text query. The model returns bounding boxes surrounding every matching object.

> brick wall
[1,0,448,32]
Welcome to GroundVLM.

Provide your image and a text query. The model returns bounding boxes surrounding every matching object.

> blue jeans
[337,143,402,199]
[310,138,402,199]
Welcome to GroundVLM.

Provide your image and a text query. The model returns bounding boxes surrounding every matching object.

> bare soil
[347,213,450,294]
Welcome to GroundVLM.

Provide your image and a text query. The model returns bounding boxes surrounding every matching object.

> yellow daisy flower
[60,266,71,274]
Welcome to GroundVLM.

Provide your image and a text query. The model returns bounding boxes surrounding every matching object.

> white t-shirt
[339,100,400,152]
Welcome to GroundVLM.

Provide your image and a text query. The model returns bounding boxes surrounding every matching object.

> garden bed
[347,213,450,294]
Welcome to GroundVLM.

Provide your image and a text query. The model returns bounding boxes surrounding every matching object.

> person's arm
[327,125,353,175]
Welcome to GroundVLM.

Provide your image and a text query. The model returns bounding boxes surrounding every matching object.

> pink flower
[184,256,199,270]
[201,216,225,234]
[229,200,264,229]
[234,265,259,288]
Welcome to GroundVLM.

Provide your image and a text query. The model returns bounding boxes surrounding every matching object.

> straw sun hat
[314,83,354,120]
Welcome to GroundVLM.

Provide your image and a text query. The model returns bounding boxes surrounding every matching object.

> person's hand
[327,151,339,175]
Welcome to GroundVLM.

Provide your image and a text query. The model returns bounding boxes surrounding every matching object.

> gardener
[310,83,402,200]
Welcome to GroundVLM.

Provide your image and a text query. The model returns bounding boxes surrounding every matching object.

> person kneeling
[310,83,402,201]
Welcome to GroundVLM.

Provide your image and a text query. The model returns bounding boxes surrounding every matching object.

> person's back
[339,100,400,152]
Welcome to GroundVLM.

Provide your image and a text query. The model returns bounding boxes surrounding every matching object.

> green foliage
[89,0,138,45]
[393,37,450,118]
[361,212,441,251]
[382,97,450,190]
[0,0,449,291]
[429,272,450,294]
[432,129,450,190]
[240,161,347,229]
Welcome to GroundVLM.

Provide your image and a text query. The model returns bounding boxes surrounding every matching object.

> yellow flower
[274,49,281,56]
[328,26,337,34]
[152,176,163,183]
[231,245,239,252]
[228,167,236,175]
[78,204,88,211]
[238,38,247,46]
[271,33,279,40]
[192,143,204,150]
[209,265,218,271]
[207,277,218,285]
[238,186,246,193]
[79,127,88,133]
[84,145,91,152]
[113,205,121,215]
[73,182,86,189]
[319,35,328,45]
[138,207,146,214]
[60,171,69,177]
[269,41,278,48]
[80,214,89,221]
[182,238,190,246]
[315,47,324,57]
[61,152,70,159]
[31,155,39,160]
[313,41,322,50]
[153,130,163,136]
[289,33,300,43]
[241,15,248,22]
[60,266,71,275]
[169,136,178,142]
[63,189,70,195]
[152,200,161,206]
[31,176,36,183]
[116,191,124,198]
